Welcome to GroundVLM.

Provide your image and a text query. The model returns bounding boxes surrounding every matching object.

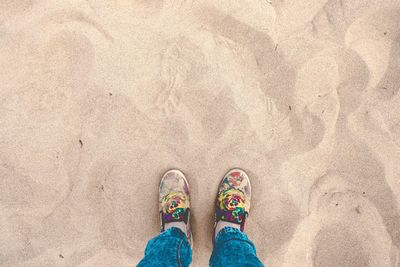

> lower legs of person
[137,170,192,267]
[210,169,264,267]
[137,169,264,266]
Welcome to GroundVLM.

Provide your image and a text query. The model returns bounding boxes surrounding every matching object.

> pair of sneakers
[159,168,252,246]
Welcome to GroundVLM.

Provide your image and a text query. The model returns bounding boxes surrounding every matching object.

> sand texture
[1,0,400,266]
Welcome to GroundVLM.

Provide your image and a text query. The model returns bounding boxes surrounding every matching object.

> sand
[1,0,400,266]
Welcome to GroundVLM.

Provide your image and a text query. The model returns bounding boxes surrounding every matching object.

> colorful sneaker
[159,169,192,246]
[214,168,252,233]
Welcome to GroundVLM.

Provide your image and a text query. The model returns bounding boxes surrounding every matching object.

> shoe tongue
[217,190,246,225]
[222,190,245,208]
[162,192,188,222]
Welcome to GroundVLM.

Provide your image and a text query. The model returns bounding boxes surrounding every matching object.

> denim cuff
[215,226,256,251]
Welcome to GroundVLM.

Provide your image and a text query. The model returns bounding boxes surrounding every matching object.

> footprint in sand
[0,10,100,264]
[339,9,400,206]
[283,173,399,267]
[155,37,199,117]
[348,104,400,208]
[346,8,400,98]
[206,36,292,151]
[0,28,95,219]
[280,54,340,215]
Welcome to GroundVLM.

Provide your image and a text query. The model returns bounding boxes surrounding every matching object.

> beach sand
[1,0,400,266]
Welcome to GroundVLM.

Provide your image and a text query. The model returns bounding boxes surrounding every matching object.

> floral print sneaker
[215,168,252,232]
[159,169,192,246]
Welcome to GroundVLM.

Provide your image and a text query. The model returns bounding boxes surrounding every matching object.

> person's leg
[209,169,264,267]
[210,226,263,267]
[137,169,193,267]
[137,227,192,267]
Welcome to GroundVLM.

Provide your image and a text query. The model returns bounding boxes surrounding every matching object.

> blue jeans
[137,227,264,267]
